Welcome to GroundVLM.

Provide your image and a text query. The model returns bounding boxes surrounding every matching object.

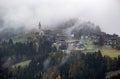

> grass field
[82,38,96,53]
[12,33,36,43]
[12,37,26,43]
[66,38,120,58]
[106,70,120,79]
[12,60,31,68]
[95,46,120,58]
[81,38,120,58]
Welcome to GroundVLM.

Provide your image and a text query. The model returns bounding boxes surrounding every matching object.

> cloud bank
[0,0,120,34]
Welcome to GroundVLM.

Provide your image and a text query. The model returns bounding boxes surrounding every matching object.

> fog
[0,0,120,34]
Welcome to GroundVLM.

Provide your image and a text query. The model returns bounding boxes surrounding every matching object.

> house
[44,30,56,42]
[81,35,89,39]
[70,40,84,51]
[56,35,67,42]
[91,35,100,43]
[53,40,68,51]
[104,34,118,45]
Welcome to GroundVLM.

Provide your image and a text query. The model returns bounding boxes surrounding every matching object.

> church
[35,22,45,36]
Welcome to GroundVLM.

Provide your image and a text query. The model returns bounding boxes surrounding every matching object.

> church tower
[38,22,44,36]
[39,22,41,30]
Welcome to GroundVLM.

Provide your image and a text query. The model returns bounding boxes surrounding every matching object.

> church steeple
[39,22,41,30]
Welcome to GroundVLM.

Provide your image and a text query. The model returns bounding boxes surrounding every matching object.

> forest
[0,37,120,79]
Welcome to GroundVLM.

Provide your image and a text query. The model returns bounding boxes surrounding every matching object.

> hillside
[54,18,101,36]
[0,19,120,79]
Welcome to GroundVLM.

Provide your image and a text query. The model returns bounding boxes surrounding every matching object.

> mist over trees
[0,18,120,79]
[0,18,102,40]
[0,37,120,79]
[54,19,102,37]
[0,0,120,79]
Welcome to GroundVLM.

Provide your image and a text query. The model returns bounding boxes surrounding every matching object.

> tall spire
[39,22,41,30]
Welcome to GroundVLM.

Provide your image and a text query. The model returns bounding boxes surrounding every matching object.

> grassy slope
[12,60,31,68]
[12,33,36,43]
[81,38,120,58]
[66,38,120,58]
[106,70,120,79]
[95,46,120,58]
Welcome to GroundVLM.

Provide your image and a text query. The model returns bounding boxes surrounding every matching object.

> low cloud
[0,0,120,34]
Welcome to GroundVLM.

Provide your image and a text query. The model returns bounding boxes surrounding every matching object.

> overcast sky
[0,0,120,34]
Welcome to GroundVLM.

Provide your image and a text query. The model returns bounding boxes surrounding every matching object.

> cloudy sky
[0,0,120,34]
